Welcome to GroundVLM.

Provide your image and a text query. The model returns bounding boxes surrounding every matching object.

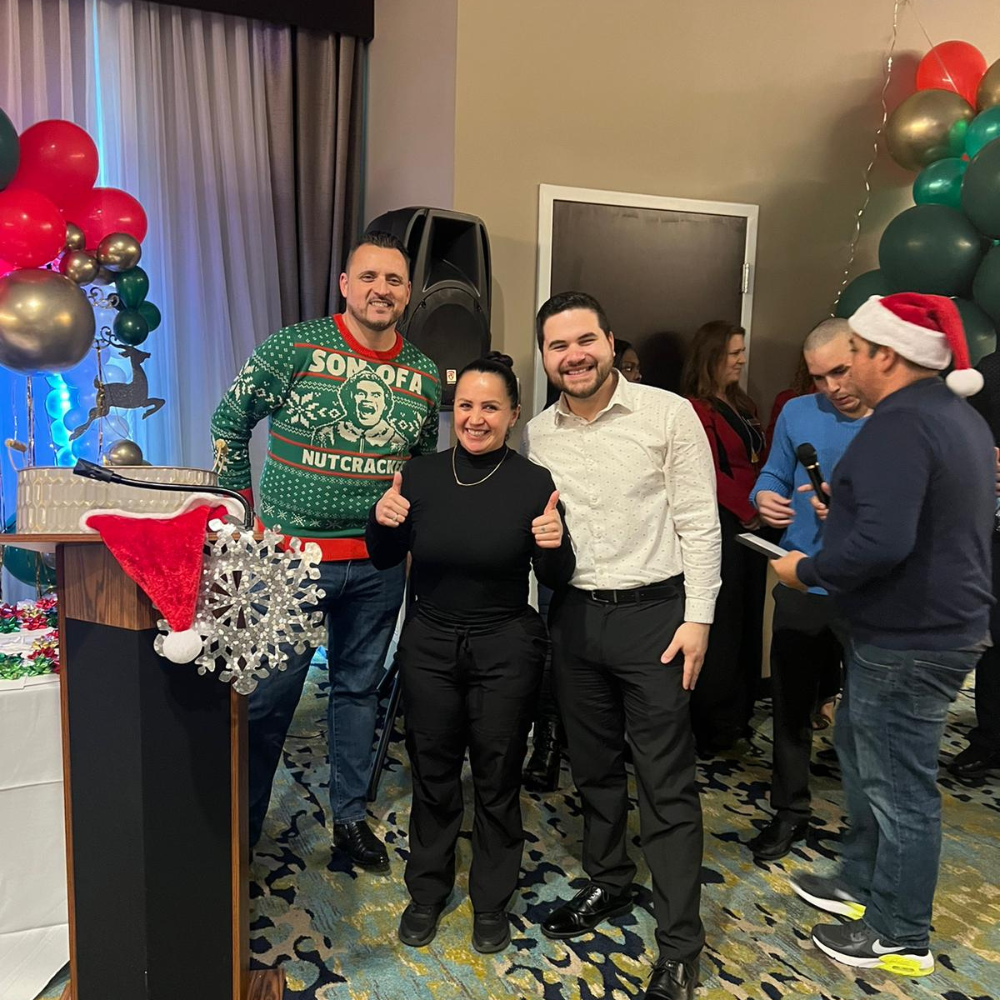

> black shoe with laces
[812,919,933,976]
[747,815,808,861]
[398,900,445,948]
[641,956,700,1000]
[472,910,511,953]
[333,819,389,872]
[541,881,634,939]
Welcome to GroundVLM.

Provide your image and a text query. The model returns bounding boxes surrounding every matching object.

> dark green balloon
[2,517,56,588]
[952,297,997,365]
[115,266,149,309]
[966,107,1000,159]
[878,204,983,296]
[137,300,161,331]
[961,137,1000,236]
[113,309,150,345]
[834,269,892,318]
[913,157,966,210]
[0,107,18,190]
[972,246,1000,325]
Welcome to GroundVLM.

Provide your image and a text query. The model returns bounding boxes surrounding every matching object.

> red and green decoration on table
[837,41,1000,366]
[0,597,59,680]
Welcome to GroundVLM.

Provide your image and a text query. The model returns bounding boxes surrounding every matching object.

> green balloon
[878,204,983,296]
[137,300,161,331]
[913,157,967,210]
[953,297,997,365]
[115,266,149,309]
[0,107,17,190]
[834,269,892,318]
[972,246,1000,325]
[113,309,150,346]
[961,137,1000,236]
[966,107,1000,159]
[2,517,56,588]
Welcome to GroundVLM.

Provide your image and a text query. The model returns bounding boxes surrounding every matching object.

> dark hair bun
[485,350,515,370]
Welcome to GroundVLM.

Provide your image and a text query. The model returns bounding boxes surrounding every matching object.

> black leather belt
[574,576,683,605]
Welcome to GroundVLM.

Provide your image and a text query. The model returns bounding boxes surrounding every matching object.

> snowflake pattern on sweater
[211,315,440,554]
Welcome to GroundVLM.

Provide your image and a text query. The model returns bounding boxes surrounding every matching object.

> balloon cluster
[0,111,163,374]
[838,41,1000,364]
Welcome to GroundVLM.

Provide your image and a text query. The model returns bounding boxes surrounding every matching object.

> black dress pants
[690,508,768,751]
[769,585,844,820]
[969,540,1000,751]
[549,583,704,963]
[400,607,547,912]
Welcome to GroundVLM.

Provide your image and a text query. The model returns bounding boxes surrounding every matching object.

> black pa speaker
[365,207,491,409]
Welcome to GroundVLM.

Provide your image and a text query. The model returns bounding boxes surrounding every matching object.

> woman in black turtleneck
[366,353,574,955]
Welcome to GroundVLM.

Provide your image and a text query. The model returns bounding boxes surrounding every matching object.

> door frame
[533,183,759,414]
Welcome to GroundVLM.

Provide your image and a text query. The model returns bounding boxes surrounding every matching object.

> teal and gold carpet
[36,665,1000,999]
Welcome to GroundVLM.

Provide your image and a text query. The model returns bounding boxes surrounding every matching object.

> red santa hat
[848,292,984,397]
[79,494,244,663]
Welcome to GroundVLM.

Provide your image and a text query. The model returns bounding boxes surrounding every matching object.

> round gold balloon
[0,270,96,373]
[96,232,142,273]
[64,223,86,252]
[978,59,1000,111]
[885,89,974,171]
[106,438,144,466]
[59,249,99,285]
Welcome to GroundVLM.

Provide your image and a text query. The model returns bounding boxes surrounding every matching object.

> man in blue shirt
[747,318,869,861]
[773,293,993,978]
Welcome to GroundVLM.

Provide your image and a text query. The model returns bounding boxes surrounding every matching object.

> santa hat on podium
[80,494,244,663]
[848,292,984,397]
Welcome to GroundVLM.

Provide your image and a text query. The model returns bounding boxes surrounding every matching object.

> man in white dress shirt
[524,292,721,1000]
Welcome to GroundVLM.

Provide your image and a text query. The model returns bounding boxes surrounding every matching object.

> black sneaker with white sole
[790,873,866,919]
[812,919,934,977]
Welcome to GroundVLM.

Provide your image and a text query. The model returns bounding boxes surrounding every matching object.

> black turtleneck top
[366,445,575,617]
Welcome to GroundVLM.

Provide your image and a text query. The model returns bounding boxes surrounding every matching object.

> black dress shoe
[641,957,700,1000]
[524,718,562,792]
[541,882,634,939]
[333,820,389,872]
[398,900,445,947]
[747,815,808,861]
[472,910,511,953]
[948,743,1000,780]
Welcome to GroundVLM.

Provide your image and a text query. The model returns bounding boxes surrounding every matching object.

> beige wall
[452,1,1000,414]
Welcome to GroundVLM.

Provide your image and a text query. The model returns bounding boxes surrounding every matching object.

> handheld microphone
[795,443,829,507]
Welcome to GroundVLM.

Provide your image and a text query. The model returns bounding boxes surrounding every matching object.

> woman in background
[613,338,643,383]
[681,321,767,755]
[367,353,574,954]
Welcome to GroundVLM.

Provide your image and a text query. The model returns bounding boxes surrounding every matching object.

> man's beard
[552,357,615,399]
[348,301,399,333]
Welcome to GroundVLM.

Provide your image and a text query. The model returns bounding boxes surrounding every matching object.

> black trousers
[690,508,768,751]
[769,585,844,820]
[399,607,547,912]
[549,583,704,963]
[970,541,1000,751]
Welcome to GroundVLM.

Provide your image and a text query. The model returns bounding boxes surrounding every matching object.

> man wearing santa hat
[772,292,994,978]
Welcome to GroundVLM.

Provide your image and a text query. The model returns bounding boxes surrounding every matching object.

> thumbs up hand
[375,470,410,528]
[531,489,564,549]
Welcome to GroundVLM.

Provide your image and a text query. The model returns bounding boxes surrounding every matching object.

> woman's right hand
[375,471,410,527]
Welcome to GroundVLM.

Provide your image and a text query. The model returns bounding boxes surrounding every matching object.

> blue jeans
[248,559,405,844]
[834,639,982,947]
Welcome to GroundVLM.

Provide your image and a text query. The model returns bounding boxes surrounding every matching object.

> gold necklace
[452,446,509,486]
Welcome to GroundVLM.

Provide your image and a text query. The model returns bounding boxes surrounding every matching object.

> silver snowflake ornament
[154,525,326,695]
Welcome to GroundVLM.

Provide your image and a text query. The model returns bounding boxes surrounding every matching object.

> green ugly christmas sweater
[211,314,440,560]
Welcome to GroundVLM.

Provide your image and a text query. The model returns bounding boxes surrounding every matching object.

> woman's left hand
[532,490,563,549]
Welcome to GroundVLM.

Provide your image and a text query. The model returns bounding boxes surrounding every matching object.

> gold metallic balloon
[978,59,1000,111]
[885,89,974,171]
[0,269,96,373]
[106,438,144,466]
[96,232,142,273]
[59,249,99,285]
[64,223,86,252]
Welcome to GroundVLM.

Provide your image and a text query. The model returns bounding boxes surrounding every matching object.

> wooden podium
[6,534,284,1000]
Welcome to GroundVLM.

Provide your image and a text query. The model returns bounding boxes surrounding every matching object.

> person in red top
[765,354,816,451]
[682,320,767,755]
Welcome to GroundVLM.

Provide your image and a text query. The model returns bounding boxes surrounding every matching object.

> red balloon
[0,189,66,268]
[916,41,987,107]
[63,186,147,247]
[0,258,12,276]
[7,120,98,208]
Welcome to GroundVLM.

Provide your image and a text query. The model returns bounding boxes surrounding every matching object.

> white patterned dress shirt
[524,373,722,623]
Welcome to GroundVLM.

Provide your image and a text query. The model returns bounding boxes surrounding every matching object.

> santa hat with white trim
[848,292,984,397]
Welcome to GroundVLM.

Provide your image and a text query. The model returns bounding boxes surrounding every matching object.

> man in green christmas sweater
[211,232,440,870]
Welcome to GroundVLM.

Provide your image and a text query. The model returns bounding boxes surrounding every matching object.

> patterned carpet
[36,665,1000,1000]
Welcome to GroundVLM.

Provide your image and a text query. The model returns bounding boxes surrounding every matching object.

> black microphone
[795,443,829,507]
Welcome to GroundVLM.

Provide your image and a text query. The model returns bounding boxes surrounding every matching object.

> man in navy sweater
[773,293,994,978]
